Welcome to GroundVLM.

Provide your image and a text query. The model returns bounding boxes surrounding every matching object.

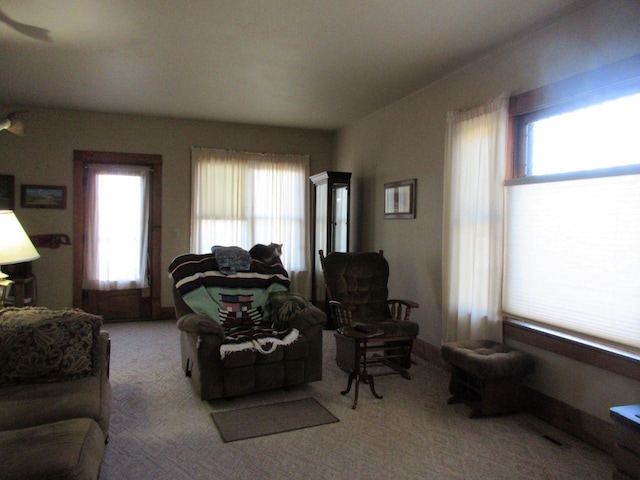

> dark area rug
[210,397,339,443]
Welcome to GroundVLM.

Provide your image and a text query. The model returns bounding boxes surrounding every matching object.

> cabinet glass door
[310,171,351,307]
[332,184,348,252]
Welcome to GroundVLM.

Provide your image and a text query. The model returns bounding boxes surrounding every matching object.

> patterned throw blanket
[169,253,298,358]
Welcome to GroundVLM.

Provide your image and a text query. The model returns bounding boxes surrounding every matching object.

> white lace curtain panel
[190,147,311,297]
[83,164,151,290]
[442,93,509,343]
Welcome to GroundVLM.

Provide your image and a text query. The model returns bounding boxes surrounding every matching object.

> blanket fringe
[219,328,299,359]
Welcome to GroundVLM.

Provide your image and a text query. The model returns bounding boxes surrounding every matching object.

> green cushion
[0,307,102,386]
[441,340,534,380]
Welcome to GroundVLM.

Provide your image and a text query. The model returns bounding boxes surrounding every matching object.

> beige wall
[334,0,640,422]
[0,109,335,310]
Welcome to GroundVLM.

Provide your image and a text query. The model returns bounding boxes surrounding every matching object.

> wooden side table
[337,326,384,409]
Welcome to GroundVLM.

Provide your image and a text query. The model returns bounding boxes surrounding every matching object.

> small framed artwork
[384,178,416,219]
[0,175,15,210]
[21,184,67,209]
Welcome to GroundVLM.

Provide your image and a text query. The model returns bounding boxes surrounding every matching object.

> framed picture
[384,178,416,219]
[0,175,15,210]
[21,184,67,209]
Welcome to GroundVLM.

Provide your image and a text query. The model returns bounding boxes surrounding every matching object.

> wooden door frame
[73,150,163,320]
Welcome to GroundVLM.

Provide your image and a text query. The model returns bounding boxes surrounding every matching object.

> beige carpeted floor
[99,320,613,479]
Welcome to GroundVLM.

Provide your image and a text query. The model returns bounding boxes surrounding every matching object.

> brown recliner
[319,250,419,378]
[170,253,326,400]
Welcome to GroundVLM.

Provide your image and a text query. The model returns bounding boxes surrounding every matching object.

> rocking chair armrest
[387,299,419,309]
[176,313,225,340]
[328,300,356,311]
[328,300,355,327]
[387,299,419,322]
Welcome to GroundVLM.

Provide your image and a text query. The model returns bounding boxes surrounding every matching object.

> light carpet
[211,397,339,442]
[99,319,613,479]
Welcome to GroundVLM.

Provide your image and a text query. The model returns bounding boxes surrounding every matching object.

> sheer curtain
[442,93,509,343]
[190,147,311,296]
[84,164,151,290]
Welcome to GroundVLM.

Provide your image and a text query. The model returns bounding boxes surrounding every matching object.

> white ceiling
[0,0,586,130]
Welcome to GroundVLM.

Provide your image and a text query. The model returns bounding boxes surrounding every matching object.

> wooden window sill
[503,318,640,382]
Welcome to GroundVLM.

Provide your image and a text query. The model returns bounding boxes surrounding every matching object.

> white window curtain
[442,93,509,343]
[190,147,310,297]
[83,164,151,290]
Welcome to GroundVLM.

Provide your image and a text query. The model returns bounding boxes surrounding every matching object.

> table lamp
[0,210,40,280]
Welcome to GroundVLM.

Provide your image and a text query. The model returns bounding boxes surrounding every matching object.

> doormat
[210,397,339,443]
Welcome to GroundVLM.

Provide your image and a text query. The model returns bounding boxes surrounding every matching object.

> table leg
[362,338,383,400]
[341,371,355,395]
[340,334,384,409]
[352,338,362,409]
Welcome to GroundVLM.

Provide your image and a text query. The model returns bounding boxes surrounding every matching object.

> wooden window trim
[510,54,640,117]
[503,318,640,382]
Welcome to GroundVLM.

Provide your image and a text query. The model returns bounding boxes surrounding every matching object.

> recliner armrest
[176,313,225,340]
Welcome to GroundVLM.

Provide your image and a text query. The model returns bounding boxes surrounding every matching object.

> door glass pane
[84,166,150,290]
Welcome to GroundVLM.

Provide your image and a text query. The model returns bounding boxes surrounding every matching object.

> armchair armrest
[387,299,419,321]
[97,331,111,377]
[176,313,225,340]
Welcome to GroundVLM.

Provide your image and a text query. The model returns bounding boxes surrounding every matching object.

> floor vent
[521,422,570,449]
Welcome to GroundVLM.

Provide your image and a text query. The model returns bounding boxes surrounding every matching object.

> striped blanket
[169,253,290,297]
[169,253,298,357]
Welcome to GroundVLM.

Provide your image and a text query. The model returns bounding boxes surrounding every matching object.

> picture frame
[0,175,15,210]
[21,184,67,209]
[384,178,416,219]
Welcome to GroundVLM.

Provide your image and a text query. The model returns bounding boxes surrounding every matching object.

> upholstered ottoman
[441,339,534,417]
[0,418,105,480]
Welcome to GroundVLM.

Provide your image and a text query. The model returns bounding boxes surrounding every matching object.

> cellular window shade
[503,172,640,350]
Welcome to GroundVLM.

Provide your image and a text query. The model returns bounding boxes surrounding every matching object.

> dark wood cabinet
[310,171,351,306]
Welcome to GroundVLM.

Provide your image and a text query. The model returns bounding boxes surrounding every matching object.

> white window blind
[503,170,640,350]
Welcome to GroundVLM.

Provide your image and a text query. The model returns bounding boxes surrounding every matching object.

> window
[504,64,640,353]
[190,147,310,292]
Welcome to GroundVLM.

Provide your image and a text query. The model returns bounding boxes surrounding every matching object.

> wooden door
[73,151,162,321]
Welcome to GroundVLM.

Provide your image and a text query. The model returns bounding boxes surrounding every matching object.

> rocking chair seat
[354,318,419,338]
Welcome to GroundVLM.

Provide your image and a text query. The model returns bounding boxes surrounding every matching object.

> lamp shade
[0,210,40,266]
